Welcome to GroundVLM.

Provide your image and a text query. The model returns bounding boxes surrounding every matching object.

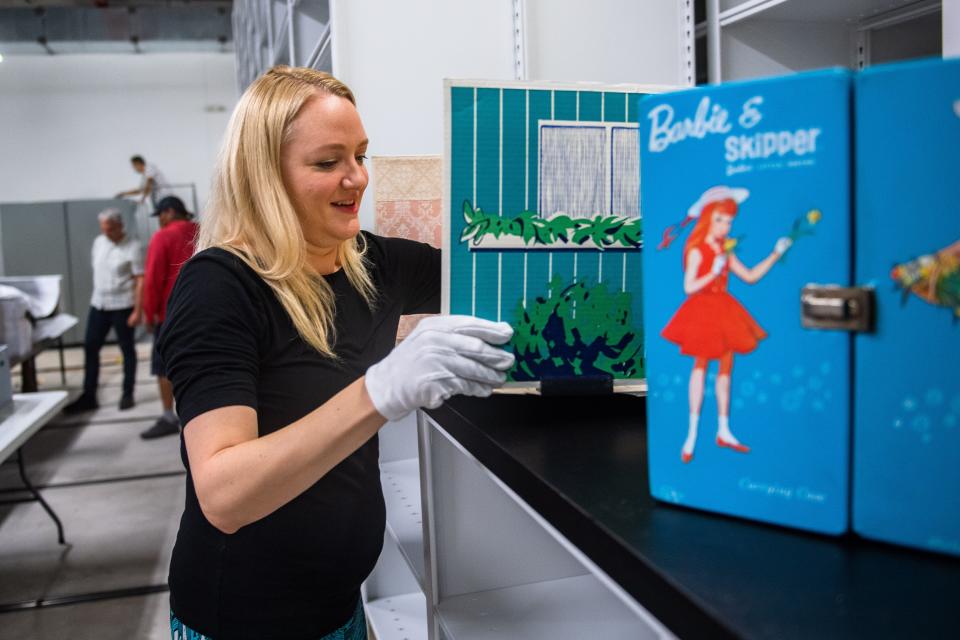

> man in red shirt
[140,196,198,439]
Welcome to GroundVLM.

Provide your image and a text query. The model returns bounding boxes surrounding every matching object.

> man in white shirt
[64,209,144,414]
[115,155,170,206]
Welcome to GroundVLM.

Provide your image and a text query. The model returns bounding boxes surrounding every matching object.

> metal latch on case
[800,285,875,332]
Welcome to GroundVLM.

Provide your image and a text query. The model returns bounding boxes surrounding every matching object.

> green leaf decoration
[463,200,477,223]
[507,275,644,382]
[458,202,642,249]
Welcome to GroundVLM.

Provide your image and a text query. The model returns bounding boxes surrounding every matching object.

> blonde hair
[198,65,376,358]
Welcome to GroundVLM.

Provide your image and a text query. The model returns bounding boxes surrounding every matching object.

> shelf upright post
[271,4,290,65]
[305,23,331,70]
[855,29,871,71]
[706,0,721,83]
[287,0,298,66]
[512,0,527,81]
[266,0,275,67]
[947,0,959,57]
[416,412,442,640]
[682,0,696,86]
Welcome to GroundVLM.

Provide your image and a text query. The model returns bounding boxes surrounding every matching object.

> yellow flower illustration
[723,238,738,254]
[807,209,822,225]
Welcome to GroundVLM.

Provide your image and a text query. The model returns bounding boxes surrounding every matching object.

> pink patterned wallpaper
[372,156,442,340]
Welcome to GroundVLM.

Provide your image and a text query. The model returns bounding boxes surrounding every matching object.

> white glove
[365,315,516,421]
[711,254,727,276]
[774,237,793,255]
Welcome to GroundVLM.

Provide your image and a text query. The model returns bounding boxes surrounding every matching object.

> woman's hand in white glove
[711,254,727,276]
[774,237,793,255]
[364,315,516,421]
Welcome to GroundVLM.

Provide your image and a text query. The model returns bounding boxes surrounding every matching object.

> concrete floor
[0,342,182,640]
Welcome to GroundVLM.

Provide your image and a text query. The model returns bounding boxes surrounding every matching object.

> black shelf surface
[426,394,960,640]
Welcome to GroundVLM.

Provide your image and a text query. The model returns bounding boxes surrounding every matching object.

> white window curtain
[540,126,606,218]
[611,127,640,219]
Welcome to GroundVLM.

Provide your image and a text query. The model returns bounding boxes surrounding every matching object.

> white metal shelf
[718,0,936,27]
[704,0,944,81]
[381,457,425,588]
[436,574,667,640]
[367,591,429,640]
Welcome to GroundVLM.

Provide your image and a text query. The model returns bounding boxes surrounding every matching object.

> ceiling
[0,1,234,55]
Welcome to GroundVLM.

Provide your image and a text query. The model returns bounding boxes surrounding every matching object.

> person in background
[64,209,143,414]
[157,66,513,639]
[116,155,170,206]
[140,196,198,439]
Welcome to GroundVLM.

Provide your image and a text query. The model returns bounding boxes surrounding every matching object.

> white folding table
[0,391,70,544]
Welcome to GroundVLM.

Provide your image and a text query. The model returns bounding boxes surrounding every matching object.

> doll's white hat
[687,186,749,219]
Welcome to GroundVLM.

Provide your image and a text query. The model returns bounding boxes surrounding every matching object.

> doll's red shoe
[681,451,694,464]
[716,436,750,453]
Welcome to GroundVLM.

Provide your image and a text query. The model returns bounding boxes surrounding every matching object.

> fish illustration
[891,239,960,318]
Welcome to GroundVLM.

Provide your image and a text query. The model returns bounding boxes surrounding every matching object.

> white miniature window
[539,121,640,220]
[611,126,640,219]
[539,124,606,219]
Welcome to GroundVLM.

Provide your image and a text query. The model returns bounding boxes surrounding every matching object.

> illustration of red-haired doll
[659,186,792,463]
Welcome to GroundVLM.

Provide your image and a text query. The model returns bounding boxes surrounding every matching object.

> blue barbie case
[640,69,853,534]
[853,57,960,556]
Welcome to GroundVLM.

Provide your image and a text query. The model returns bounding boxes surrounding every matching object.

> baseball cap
[151,196,191,217]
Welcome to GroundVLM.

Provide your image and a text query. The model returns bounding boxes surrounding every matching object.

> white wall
[524,0,686,85]
[330,0,516,230]
[0,53,237,211]
[330,1,688,231]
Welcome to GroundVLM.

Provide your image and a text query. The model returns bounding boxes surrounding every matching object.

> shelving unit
[366,592,429,640]
[363,412,429,640]
[436,575,661,640]
[418,414,672,640]
[424,394,960,639]
[368,408,674,639]
[699,0,947,83]
[231,0,332,91]
[381,457,426,585]
[718,0,936,25]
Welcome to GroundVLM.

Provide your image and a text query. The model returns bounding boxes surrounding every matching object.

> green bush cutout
[509,276,644,381]
[460,201,642,250]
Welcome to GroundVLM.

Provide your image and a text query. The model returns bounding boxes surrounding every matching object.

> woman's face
[708,212,733,240]
[281,93,369,250]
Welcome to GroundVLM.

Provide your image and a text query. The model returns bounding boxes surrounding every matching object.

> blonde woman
[158,66,513,639]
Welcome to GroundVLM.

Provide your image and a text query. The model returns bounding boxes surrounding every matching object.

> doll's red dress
[661,241,766,358]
